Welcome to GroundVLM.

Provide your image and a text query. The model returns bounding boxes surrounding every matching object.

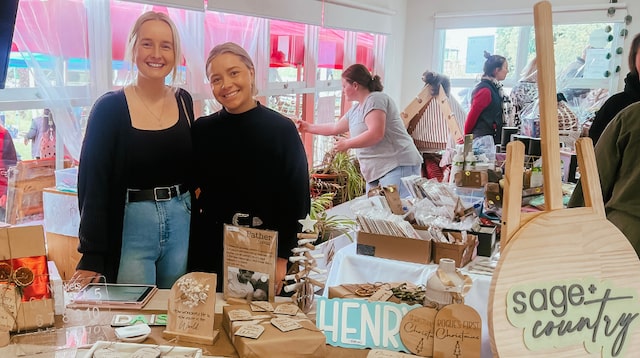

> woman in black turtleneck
[589,33,640,145]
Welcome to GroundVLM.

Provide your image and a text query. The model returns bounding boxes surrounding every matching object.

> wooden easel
[5,159,56,224]
[489,2,640,356]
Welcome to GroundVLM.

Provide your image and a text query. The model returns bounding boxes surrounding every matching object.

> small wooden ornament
[433,304,481,358]
[399,306,438,356]
[287,221,327,313]
[163,272,219,345]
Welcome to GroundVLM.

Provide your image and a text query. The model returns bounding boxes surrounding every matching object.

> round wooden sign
[399,306,437,356]
[433,304,481,358]
[490,2,640,357]
[490,211,640,357]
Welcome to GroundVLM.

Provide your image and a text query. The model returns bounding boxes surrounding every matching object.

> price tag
[273,303,299,316]
[271,317,303,332]
[235,324,265,339]
[368,286,393,302]
[228,309,254,321]
[250,301,274,312]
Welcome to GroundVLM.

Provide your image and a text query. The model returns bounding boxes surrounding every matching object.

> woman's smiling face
[133,19,175,82]
[207,53,256,114]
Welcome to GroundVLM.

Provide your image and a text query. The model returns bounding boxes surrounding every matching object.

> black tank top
[125,96,192,189]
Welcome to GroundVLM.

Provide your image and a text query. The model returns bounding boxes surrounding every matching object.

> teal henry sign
[316,297,419,352]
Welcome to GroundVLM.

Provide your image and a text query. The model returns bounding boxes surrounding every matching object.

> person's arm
[588,98,616,145]
[464,88,491,135]
[75,93,121,281]
[593,112,624,204]
[276,118,311,294]
[335,109,385,151]
[297,115,349,136]
[25,118,39,141]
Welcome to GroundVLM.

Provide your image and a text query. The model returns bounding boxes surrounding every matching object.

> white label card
[228,309,254,321]
[273,303,299,316]
[271,317,303,332]
[250,301,275,312]
[235,324,265,339]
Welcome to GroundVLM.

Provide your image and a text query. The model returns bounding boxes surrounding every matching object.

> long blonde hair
[125,11,182,86]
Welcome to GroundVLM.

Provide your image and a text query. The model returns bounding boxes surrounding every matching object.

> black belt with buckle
[127,184,187,202]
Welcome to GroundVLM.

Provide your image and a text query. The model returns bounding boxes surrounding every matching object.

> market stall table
[323,241,493,358]
[2,290,375,358]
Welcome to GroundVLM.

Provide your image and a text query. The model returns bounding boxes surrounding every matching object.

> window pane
[11,0,89,88]
[317,28,345,80]
[312,91,342,167]
[442,27,518,81]
[270,20,306,82]
[356,32,375,71]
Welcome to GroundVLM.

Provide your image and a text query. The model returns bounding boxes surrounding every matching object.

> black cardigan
[188,102,310,290]
[76,88,194,282]
[589,72,640,145]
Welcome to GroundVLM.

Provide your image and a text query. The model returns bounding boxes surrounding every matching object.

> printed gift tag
[273,303,300,316]
[250,301,275,312]
[234,324,265,339]
[228,309,254,321]
[271,317,303,332]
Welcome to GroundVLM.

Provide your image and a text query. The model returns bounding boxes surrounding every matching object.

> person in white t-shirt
[297,63,422,198]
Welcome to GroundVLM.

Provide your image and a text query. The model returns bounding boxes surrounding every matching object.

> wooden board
[489,2,640,357]
[401,85,434,129]
[399,307,437,356]
[401,84,463,144]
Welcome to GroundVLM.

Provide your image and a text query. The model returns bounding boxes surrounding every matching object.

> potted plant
[311,149,365,206]
[310,192,356,243]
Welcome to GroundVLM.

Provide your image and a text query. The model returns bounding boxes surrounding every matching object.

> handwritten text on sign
[316,297,418,351]
[507,278,640,358]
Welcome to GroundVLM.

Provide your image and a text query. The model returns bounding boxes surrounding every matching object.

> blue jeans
[367,165,421,199]
[118,191,191,289]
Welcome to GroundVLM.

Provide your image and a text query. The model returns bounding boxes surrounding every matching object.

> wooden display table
[1,291,369,358]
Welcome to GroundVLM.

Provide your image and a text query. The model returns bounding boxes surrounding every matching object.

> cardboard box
[454,170,488,188]
[432,231,478,268]
[222,304,326,358]
[45,232,81,281]
[0,225,55,332]
[356,230,432,265]
[474,226,497,257]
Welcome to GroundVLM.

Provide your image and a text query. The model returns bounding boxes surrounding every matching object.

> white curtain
[12,0,90,162]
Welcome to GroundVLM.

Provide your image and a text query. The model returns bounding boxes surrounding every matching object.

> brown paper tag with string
[235,324,265,339]
[271,317,303,332]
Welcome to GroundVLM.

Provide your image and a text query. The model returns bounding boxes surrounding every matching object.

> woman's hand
[69,269,103,288]
[334,136,351,152]
[296,120,309,133]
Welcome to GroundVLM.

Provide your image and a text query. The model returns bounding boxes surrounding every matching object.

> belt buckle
[232,213,250,227]
[154,187,172,201]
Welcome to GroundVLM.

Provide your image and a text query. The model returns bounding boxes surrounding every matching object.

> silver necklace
[133,85,167,124]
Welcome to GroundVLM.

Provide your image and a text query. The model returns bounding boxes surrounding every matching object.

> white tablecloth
[323,242,493,358]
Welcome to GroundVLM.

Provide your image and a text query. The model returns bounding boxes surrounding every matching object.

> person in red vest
[0,123,17,218]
